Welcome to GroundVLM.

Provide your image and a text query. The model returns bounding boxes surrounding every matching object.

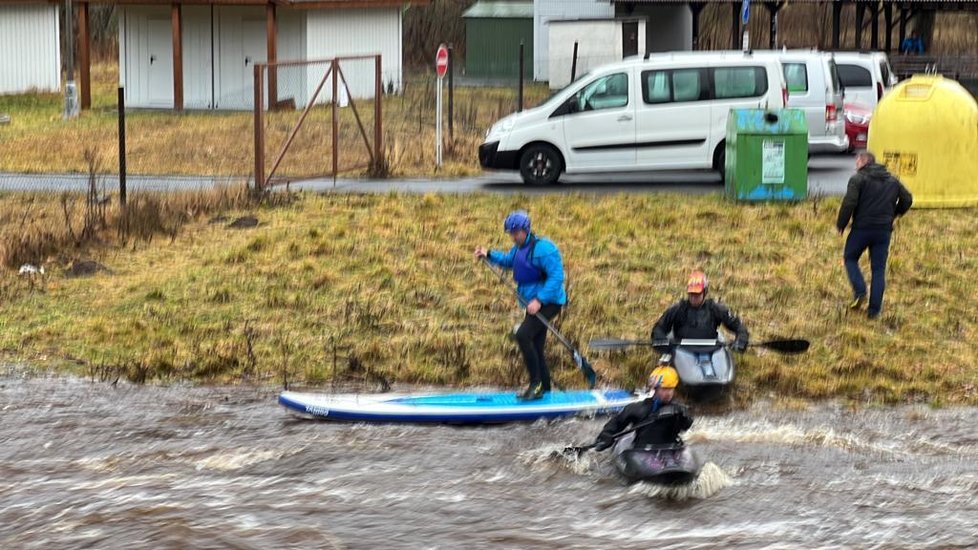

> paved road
[0,154,855,196]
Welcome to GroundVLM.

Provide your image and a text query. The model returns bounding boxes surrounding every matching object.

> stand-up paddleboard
[278,389,641,424]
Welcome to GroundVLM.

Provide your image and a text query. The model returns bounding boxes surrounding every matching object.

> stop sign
[435,44,449,78]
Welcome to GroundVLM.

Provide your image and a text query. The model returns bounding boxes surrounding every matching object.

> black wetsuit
[651,298,749,351]
[594,397,693,450]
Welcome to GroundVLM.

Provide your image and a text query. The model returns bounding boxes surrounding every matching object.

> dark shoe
[848,295,866,310]
[867,310,881,320]
[517,383,544,400]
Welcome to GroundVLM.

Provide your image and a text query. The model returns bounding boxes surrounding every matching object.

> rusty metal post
[331,58,339,184]
[254,64,265,192]
[374,55,383,170]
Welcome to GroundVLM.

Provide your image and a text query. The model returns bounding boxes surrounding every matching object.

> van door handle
[618,114,633,122]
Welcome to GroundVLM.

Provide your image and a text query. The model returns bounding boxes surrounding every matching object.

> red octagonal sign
[436,44,449,78]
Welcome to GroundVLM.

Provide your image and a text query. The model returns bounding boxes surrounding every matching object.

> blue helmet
[503,210,531,233]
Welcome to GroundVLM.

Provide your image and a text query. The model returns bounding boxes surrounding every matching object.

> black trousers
[514,304,562,390]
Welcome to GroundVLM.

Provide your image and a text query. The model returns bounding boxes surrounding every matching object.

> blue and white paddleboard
[278,389,642,424]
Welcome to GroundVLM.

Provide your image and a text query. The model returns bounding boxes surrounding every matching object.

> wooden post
[171,3,183,111]
[118,87,126,207]
[78,1,91,109]
[730,2,741,50]
[765,2,782,49]
[517,41,524,113]
[266,3,277,107]
[899,8,908,48]
[831,0,842,49]
[570,41,578,81]
[854,3,864,50]
[374,55,382,169]
[254,65,264,191]
[884,2,893,52]
[447,44,454,139]
[870,2,879,50]
[689,2,705,50]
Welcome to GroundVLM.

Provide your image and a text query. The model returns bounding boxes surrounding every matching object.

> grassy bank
[0,63,547,179]
[1,191,976,405]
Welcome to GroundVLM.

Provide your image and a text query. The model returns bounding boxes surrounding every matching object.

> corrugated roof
[463,1,533,19]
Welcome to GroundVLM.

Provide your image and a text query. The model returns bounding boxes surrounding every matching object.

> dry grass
[0,62,548,180]
[0,191,976,405]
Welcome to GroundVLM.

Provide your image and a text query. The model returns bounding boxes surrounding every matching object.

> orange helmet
[648,366,680,389]
[686,271,708,294]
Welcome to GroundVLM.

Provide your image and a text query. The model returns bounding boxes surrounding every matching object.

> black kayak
[612,435,702,485]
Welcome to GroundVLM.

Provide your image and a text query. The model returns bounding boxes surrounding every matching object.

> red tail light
[782,86,789,105]
[877,82,884,100]
[825,104,838,122]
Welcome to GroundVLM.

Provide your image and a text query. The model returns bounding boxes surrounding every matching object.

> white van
[479,52,787,185]
[833,51,899,109]
[751,50,848,154]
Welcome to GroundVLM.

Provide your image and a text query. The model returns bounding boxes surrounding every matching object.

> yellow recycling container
[867,75,978,208]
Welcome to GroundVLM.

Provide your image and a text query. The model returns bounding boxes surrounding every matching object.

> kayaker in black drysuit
[651,271,749,373]
[593,365,692,450]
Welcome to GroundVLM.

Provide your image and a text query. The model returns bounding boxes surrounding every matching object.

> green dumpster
[725,109,808,201]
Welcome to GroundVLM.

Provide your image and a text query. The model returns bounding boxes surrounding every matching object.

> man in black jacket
[593,365,692,451]
[652,271,749,351]
[837,152,913,319]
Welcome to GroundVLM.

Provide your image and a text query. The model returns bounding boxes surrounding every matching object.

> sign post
[741,0,750,52]
[435,44,448,167]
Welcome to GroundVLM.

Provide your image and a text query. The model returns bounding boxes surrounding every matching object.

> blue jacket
[487,234,567,306]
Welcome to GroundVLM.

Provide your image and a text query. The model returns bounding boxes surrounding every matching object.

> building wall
[620,4,692,53]
[306,7,401,102]
[118,5,398,110]
[465,17,533,79]
[534,0,614,81]
[0,4,60,94]
[548,19,646,89]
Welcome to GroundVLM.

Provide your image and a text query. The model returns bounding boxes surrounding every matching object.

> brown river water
[2,369,977,549]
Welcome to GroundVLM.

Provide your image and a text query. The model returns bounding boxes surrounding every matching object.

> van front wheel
[519,145,563,185]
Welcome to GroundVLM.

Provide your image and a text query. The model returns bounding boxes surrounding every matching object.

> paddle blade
[587,338,651,350]
[573,351,598,389]
[757,339,810,354]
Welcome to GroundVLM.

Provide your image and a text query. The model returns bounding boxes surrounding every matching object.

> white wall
[548,19,646,90]
[181,6,213,109]
[305,7,401,103]
[534,0,614,81]
[120,5,174,108]
[0,4,61,94]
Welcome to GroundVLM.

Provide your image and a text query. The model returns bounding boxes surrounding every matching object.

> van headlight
[487,118,517,139]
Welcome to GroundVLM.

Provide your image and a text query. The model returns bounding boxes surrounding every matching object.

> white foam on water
[192,448,289,472]
[518,444,600,476]
[627,462,733,501]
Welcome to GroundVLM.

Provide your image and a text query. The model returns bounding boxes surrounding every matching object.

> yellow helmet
[648,366,680,389]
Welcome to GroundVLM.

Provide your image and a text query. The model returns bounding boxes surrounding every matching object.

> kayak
[278,389,641,424]
[612,433,702,485]
[671,338,735,401]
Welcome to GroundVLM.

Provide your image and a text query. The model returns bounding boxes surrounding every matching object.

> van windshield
[537,71,592,108]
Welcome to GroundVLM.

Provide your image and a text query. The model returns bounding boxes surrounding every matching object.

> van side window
[575,73,629,112]
[713,66,768,99]
[879,61,893,86]
[837,64,873,87]
[783,63,808,93]
[641,69,704,104]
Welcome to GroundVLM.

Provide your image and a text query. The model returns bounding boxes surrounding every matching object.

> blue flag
[742,0,750,24]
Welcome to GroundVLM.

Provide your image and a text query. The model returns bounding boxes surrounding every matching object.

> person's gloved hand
[593,437,614,452]
[653,339,671,353]
[732,340,748,353]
